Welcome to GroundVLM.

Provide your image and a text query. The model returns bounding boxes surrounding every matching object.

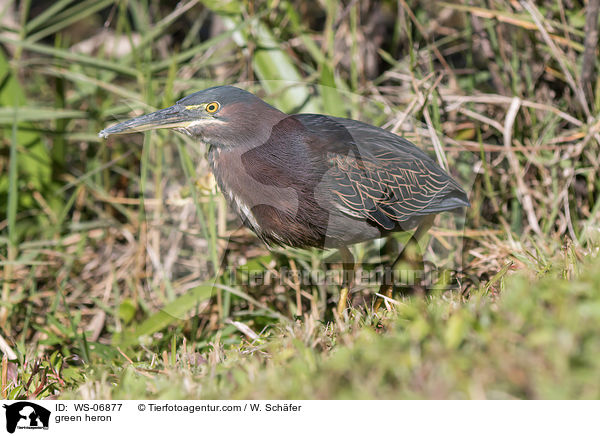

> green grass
[51,246,598,400]
[1,0,599,400]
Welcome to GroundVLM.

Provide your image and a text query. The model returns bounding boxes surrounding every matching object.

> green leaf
[444,313,468,349]
[118,299,137,324]
[123,283,214,346]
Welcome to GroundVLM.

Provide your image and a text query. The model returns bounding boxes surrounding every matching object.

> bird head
[99,86,285,148]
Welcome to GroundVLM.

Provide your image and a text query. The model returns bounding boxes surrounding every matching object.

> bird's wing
[326,150,467,230]
[296,114,469,230]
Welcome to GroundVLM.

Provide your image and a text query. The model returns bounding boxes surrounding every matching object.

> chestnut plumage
[100,86,470,311]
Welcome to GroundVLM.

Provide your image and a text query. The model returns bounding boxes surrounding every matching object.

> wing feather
[295,113,470,230]
[328,153,467,229]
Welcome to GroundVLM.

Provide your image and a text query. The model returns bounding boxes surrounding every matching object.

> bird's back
[209,112,469,249]
[294,114,469,233]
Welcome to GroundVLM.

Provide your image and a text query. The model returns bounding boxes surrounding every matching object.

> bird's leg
[375,215,435,310]
[337,246,355,315]
[378,249,395,307]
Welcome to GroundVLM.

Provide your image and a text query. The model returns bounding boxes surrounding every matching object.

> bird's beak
[98,105,201,138]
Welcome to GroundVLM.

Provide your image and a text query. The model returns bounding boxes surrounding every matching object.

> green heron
[99,86,469,313]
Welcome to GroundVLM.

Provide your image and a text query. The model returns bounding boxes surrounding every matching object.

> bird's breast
[208,146,311,245]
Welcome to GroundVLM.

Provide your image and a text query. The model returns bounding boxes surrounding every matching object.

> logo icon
[2,402,51,433]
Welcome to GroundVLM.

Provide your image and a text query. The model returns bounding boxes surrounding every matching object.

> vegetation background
[0,0,599,399]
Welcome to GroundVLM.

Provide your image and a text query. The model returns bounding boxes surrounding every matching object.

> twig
[423,106,449,171]
[0,333,16,361]
[116,347,156,378]
[374,293,403,306]
[503,97,542,235]
[444,94,583,127]
[456,107,505,133]
[1,355,7,399]
[564,190,578,243]
[288,258,302,317]
[226,319,259,340]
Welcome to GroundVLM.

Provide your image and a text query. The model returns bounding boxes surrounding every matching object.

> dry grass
[0,0,599,399]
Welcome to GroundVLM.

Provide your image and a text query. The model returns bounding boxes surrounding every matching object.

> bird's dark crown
[176,85,268,108]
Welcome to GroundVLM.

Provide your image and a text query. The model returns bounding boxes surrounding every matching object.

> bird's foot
[374,286,393,311]
[337,287,350,315]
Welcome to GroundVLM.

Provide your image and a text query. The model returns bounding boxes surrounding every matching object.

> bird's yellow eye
[206,102,220,113]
